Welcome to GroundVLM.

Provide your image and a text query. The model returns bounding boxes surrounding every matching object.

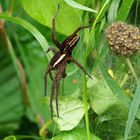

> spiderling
[105,22,140,56]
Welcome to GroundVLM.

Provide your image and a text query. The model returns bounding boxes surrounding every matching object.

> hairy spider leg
[46,47,58,54]
[69,57,93,80]
[52,4,62,50]
[52,60,67,118]
[71,25,91,36]
[50,68,65,118]
[55,76,61,118]
[49,72,53,81]
[44,65,53,96]
[50,79,56,119]
[55,61,67,118]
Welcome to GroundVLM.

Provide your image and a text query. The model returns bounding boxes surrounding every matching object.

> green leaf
[125,78,140,140]
[44,96,89,131]
[94,103,140,139]
[99,59,131,108]
[0,13,51,59]
[89,76,119,115]
[52,127,101,140]
[90,0,111,34]
[85,0,111,61]
[0,13,54,122]
[3,136,16,140]
[117,0,134,20]
[83,76,90,140]
[16,39,51,120]
[16,135,45,140]
[20,0,84,36]
[0,48,24,134]
[108,0,121,23]
[64,0,97,13]
[98,57,140,120]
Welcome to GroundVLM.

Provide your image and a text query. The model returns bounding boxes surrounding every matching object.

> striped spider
[44,5,92,119]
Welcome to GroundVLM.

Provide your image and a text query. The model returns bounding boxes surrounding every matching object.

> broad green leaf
[64,0,97,13]
[117,0,134,20]
[125,78,140,140]
[20,0,84,36]
[44,97,89,131]
[52,127,101,140]
[89,77,119,115]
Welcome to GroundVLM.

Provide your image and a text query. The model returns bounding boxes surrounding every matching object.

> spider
[44,4,92,119]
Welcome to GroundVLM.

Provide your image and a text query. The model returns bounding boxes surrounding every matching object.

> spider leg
[49,71,53,81]
[44,65,53,96]
[52,4,62,50]
[69,57,93,80]
[45,47,58,54]
[50,79,56,119]
[54,64,66,118]
[71,25,91,36]
[55,76,61,118]
[50,73,62,119]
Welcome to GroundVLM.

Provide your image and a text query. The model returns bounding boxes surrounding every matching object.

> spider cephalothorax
[44,5,92,119]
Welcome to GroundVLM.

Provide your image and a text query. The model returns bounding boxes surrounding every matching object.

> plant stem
[126,57,138,82]
[6,36,21,81]
[83,75,90,140]
[9,0,16,15]
[6,36,29,105]
[120,73,129,87]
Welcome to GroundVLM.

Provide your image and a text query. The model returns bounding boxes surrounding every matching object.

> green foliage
[43,96,90,131]
[51,127,101,140]
[64,0,98,13]
[0,48,24,134]
[20,0,84,36]
[125,78,140,140]
[89,76,119,115]
[0,0,140,140]
[117,0,134,21]
[3,135,16,140]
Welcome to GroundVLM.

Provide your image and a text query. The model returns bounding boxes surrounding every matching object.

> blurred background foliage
[0,0,140,140]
